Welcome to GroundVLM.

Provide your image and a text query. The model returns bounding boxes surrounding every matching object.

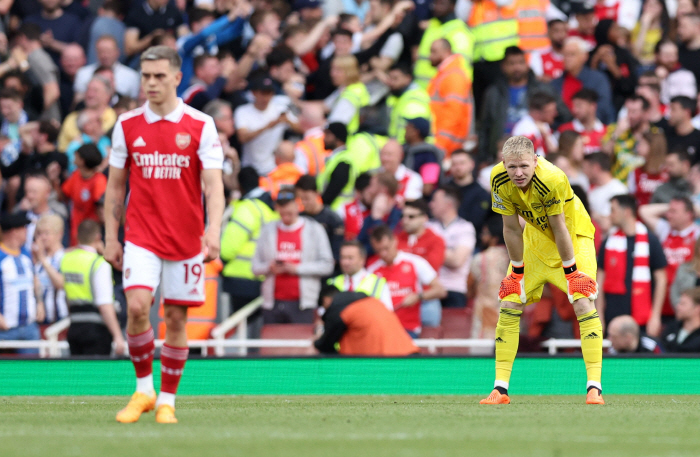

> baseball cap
[294,0,321,10]
[249,74,276,92]
[0,211,29,231]
[276,187,297,204]
[405,117,431,139]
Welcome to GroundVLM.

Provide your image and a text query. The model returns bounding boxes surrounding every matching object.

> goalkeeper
[482,136,604,406]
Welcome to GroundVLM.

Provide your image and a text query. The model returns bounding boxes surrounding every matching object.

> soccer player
[481,136,604,405]
[104,46,224,424]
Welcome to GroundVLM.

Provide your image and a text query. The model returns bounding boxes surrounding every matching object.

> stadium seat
[259,324,316,356]
[441,308,471,355]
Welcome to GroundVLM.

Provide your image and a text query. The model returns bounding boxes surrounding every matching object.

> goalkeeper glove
[498,262,527,304]
[563,260,598,304]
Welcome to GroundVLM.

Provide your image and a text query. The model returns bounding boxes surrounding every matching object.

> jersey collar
[144,98,185,124]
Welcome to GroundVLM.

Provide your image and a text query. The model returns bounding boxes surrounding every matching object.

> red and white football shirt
[512,114,555,156]
[367,251,437,332]
[530,49,563,80]
[274,220,304,301]
[557,119,607,154]
[394,165,423,203]
[657,221,700,316]
[110,99,223,260]
[338,199,369,241]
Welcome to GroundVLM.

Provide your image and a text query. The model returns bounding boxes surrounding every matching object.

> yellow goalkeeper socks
[578,309,603,390]
[494,308,522,388]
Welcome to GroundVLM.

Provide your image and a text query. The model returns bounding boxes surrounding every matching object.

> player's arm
[502,213,524,263]
[548,212,575,262]
[103,166,127,269]
[202,168,225,261]
[549,211,598,303]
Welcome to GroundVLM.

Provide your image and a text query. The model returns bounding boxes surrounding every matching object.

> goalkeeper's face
[504,152,537,189]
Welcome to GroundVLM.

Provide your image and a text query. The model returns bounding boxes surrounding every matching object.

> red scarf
[603,221,653,325]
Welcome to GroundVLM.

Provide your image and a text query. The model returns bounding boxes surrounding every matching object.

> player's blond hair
[141,45,182,71]
[501,136,535,160]
[36,214,64,235]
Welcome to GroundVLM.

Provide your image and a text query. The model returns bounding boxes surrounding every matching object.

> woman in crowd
[628,130,668,207]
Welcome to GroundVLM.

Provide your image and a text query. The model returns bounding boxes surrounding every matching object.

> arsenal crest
[175,133,191,149]
[125,268,131,279]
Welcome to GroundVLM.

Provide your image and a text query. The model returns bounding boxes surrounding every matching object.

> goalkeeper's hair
[610,194,637,214]
[502,136,535,159]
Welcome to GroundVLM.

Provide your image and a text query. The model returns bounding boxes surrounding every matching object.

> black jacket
[662,320,700,353]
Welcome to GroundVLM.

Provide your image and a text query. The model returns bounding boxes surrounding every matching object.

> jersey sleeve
[540,171,571,217]
[109,117,128,169]
[198,117,224,169]
[413,255,437,286]
[490,167,515,216]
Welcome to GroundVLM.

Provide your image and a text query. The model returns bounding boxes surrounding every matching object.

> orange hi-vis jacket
[294,129,327,176]
[428,54,472,157]
[259,162,304,200]
[515,0,551,54]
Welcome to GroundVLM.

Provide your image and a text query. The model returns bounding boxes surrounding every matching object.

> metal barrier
[210,297,264,356]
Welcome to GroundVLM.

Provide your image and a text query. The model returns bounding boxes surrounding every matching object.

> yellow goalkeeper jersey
[490,157,596,267]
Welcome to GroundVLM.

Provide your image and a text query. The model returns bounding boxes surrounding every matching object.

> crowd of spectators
[1,0,700,355]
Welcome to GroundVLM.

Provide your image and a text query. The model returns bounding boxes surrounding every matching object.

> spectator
[326,55,369,136]
[551,36,615,124]
[357,171,403,254]
[445,149,490,234]
[607,315,662,353]
[427,38,471,158]
[589,19,639,113]
[85,0,126,65]
[367,225,446,338]
[529,19,567,83]
[234,74,294,176]
[1,70,44,123]
[252,189,334,324]
[268,45,304,100]
[568,6,597,49]
[61,220,124,356]
[650,150,693,204]
[58,43,86,119]
[511,90,558,156]
[293,103,327,176]
[0,212,43,354]
[628,131,668,207]
[295,174,345,267]
[294,0,324,25]
[20,173,66,252]
[221,167,277,336]
[479,47,563,162]
[428,186,476,309]
[557,88,607,154]
[597,194,667,336]
[631,0,670,68]
[64,108,110,173]
[677,13,700,86]
[314,288,419,355]
[60,143,107,246]
[640,196,700,321]
[662,287,700,352]
[396,199,445,327]
[25,0,84,66]
[337,172,374,241]
[15,24,61,122]
[123,0,186,61]
[258,141,303,200]
[602,95,655,182]
[655,40,697,105]
[582,152,628,232]
[182,53,239,111]
[14,121,68,191]
[635,72,667,127]
[325,241,392,309]
[58,75,116,152]
[555,131,590,191]
[31,214,67,324]
[385,63,431,144]
[379,139,423,204]
[468,214,510,350]
[671,237,700,308]
[0,88,28,164]
[74,35,140,102]
[318,122,355,210]
[402,117,442,197]
[665,96,700,161]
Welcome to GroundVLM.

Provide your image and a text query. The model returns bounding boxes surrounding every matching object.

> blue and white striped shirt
[0,245,36,329]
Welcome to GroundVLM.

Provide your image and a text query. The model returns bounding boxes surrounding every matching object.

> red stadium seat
[441,308,471,355]
[259,324,316,356]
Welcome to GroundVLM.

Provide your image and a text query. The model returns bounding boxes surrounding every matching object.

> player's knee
[127,302,150,322]
[163,306,187,331]
[573,298,595,316]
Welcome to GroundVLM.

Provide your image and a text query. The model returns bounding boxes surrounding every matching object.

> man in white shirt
[234,74,298,176]
[583,152,629,232]
[74,35,140,101]
[378,139,423,204]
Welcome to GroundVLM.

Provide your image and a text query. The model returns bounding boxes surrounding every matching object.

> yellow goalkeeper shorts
[501,235,597,305]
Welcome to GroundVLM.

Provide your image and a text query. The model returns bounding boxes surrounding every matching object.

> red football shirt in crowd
[61,171,107,246]
[274,222,304,301]
[396,227,445,272]
[558,119,607,154]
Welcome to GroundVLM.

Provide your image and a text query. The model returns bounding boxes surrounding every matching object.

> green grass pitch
[1,395,699,457]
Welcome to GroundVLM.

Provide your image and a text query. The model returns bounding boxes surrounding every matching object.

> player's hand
[498,264,526,303]
[564,267,598,304]
[104,240,124,271]
[202,230,220,262]
[646,315,662,338]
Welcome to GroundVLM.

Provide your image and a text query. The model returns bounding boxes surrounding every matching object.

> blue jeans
[421,299,442,327]
[0,323,41,355]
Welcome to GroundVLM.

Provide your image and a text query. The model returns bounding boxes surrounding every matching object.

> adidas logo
[188,287,199,295]
[133,136,147,147]
[495,337,506,343]
[584,332,600,340]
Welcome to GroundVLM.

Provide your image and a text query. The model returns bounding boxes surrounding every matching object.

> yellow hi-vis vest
[467,0,519,62]
[414,18,474,89]
[336,82,370,136]
[60,248,107,324]
[221,198,279,280]
[387,83,432,144]
[327,273,387,300]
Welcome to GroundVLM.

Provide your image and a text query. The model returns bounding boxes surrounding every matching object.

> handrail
[210,297,264,356]
[44,318,71,358]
